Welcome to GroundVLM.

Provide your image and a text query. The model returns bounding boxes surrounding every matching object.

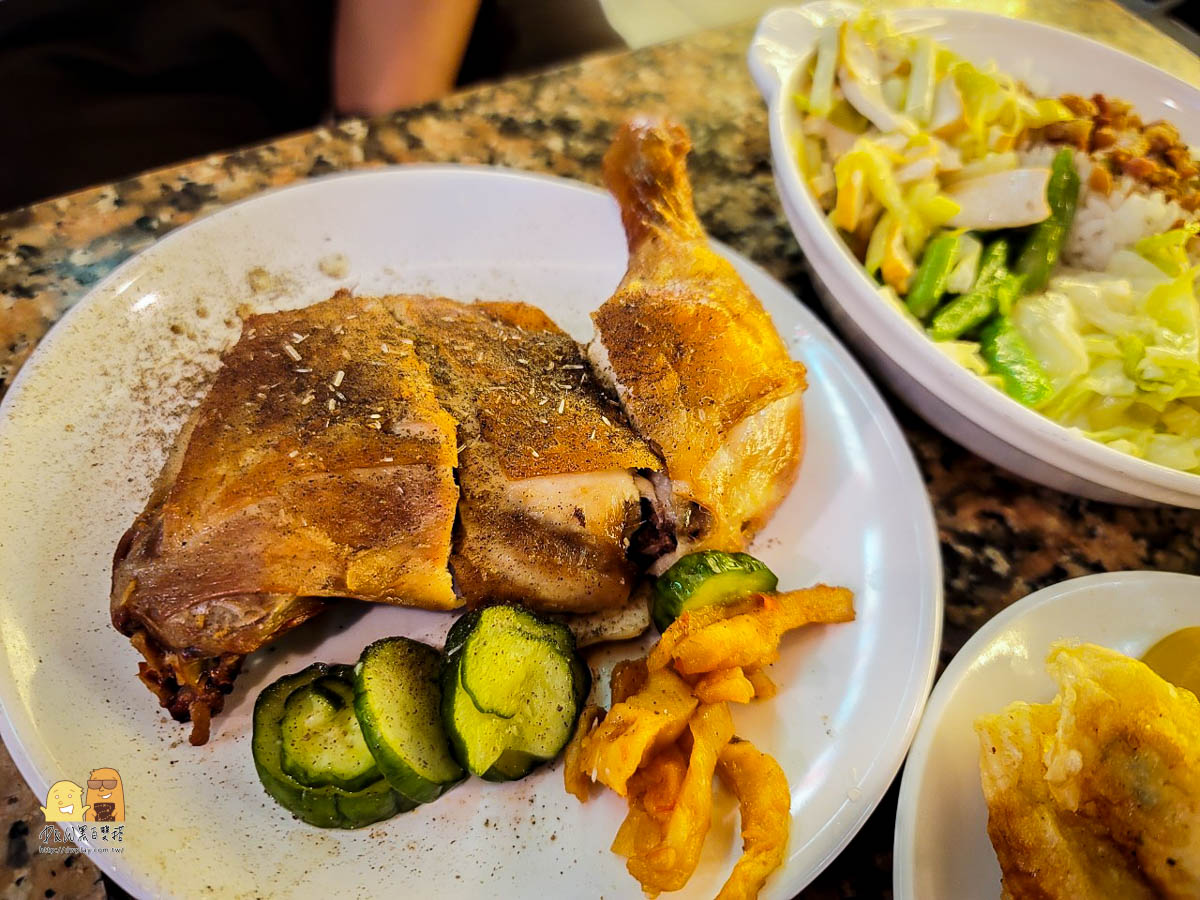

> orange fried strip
[611,657,650,704]
[581,667,698,796]
[647,596,764,672]
[613,744,690,861]
[694,667,756,704]
[563,704,604,803]
[673,614,780,675]
[715,738,791,900]
[744,666,777,700]
[625,702,735,894]
[772,586,856,631]
[673,586,855,675]
[630,743,690,824]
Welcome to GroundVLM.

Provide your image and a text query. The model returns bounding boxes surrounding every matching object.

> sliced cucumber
[353,637,465,804]
[440,605,586,781]
[459,606,575,717]
[252,663,413,828]
[651,550,779,631]
[280,670,380,792]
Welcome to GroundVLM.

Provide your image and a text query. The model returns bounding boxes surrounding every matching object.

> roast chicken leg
[589,118,808,557]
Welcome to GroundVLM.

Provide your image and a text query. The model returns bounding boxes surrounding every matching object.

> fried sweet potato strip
[622,702,735,895]
[744,666,777,700]
[581,667,698,796]
[694,667,756,704]
[563,704,604,802]
[578,583,853,898]
[611,657,650,704]
[715,738,791,900]
[673,586,855,675]
[613,746,689,859]
[647,596,763,672]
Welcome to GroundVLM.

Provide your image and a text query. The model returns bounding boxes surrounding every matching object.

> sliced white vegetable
[895,156,937,183]
[945,151,1019,184]
[945,168,1052,229]
[806,116,860,159]
[808,29,839,117]
[929,75,965,136]
[839,66,917,135]
[904,37,936,124]
[838,22,881,85]
[882,75,907,111]
[931,139,963,172]
[946,234,982,294]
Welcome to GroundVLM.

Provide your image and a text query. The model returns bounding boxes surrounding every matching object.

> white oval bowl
[892,570,1200,899]
[749,2,1200,506]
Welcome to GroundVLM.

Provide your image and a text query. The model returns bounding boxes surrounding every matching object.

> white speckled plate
[894,571,1200,900]
[0,168,940,899]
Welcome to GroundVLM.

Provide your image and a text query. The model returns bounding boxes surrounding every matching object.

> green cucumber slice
[459,609,575,719]
[353,637,465,804]
[440,605,586,781]
[651,550,778,631]
[280,670,380,792]
[252,663,413,828]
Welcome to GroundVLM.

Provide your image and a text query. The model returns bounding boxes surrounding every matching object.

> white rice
[1020,144,1194,271]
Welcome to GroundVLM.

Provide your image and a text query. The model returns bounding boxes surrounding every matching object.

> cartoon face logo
[84,768,124,823]
[40,781,89,822]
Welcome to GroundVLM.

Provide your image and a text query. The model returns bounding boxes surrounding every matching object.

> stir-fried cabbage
[1009,232,1200,473]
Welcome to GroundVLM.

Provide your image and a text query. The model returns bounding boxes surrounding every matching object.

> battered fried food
[976,642,1200,899]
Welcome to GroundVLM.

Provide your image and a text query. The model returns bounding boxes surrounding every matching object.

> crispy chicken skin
[590,118,807,554]
[386,294,662,613]
[112,292,460,744]
[976,643,1200,899]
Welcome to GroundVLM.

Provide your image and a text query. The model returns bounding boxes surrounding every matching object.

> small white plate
[749,3,1200,505]
[894,570,1200,900]
[0,167,941,899]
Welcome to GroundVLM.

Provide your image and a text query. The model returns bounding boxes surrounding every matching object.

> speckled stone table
[3,2,1199,897]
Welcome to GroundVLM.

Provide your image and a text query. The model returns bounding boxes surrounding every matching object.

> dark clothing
[0,0,623,212]
[0,0,335,210]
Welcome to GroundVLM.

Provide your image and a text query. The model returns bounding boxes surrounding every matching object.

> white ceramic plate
[749,3,1200,506]
[0,167,941,899]
[894,570,1200,899]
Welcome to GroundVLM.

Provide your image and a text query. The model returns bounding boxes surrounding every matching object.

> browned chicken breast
[112,292,460,744]
[386,295,663,613]
[589,118,807,557]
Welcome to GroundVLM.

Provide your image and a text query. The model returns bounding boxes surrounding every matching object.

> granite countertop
[3,1,1200,897]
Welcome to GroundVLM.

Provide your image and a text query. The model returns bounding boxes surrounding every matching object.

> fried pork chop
[589,118,807,559]
[112,293,460,744]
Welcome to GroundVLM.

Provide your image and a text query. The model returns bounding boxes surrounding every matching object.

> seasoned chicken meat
[976,642,1200,899]
[590,118,807,556]
[386,295,663,613]
[112,292,460,744]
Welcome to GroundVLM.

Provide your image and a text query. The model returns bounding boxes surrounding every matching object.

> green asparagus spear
[905,232,960,319]
[928,239,1010,341]
[979,316,1053,407]
[1014,149,1080,293]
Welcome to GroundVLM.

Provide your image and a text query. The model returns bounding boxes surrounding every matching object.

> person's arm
[333,0,481,115]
